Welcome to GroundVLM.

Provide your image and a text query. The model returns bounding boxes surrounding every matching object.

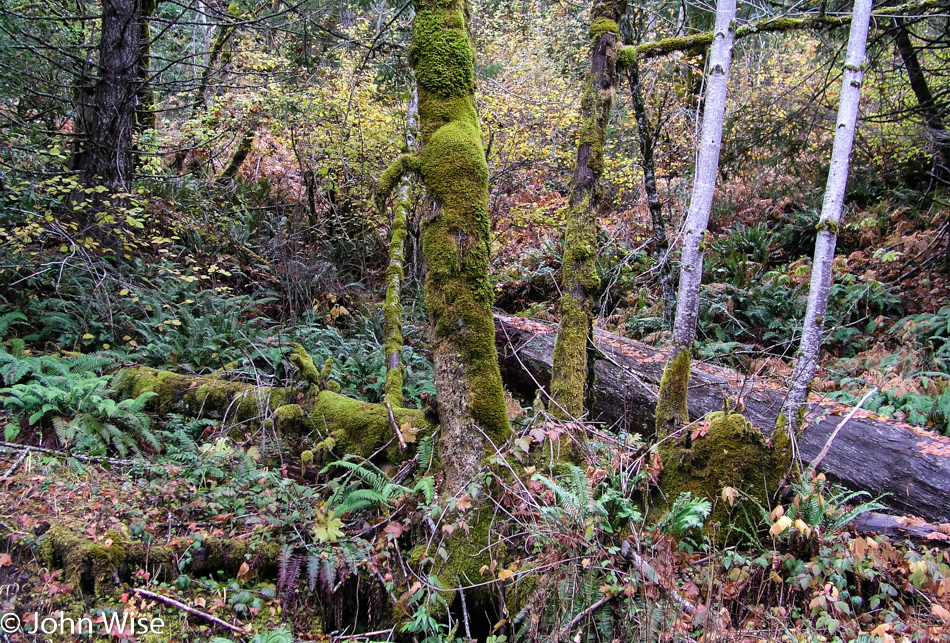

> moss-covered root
[656,410,792,542]
[411,0,510,496]
[37,527,281,596]
[289,342,322,386]
[654,348,691,440]
[549,2,625,421]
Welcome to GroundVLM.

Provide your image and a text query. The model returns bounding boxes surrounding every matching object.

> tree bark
[782,0,873,436]
[549,1,627,420]
[74,0,141,191]
[494,314,950,524]
[134,0,157,136]
[654,0,735,438]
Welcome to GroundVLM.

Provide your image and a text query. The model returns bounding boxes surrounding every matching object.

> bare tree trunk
[549,0,628,419]
[626,56,675,324]
[383,88,419,408]
[74,0,141,192]
[134,0,157,137]
[653,0,736,438]
[782,0,874,438]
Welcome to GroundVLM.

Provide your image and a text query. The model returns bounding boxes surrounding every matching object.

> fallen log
[494,314,950,523]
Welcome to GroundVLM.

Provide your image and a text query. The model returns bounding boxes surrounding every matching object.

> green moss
[410,9,475,98]
[383,180,409,407]
[655,349,691,439]
[816,218,839,235]
[275,404,308,435]
[290,342,321,386]
[312,390,433,462]
[617,45,637,69]
[657,411,788,542]
[588,17,619,39]
[39,527,129,596]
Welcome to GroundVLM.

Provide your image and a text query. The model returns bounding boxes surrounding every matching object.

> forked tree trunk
[549,0,628,419]
[74,0,141,191]
[653,0,736,438]
[408,0,510,496]
[782,0,873,436]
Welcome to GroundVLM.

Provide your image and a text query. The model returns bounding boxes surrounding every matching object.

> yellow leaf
[770,515,793,537]
[770,505,785,520]
[170,320,182,326]
[120,288,129,296]
[794,519,811,538]
[82,333,94,340]
[497,568,514,582]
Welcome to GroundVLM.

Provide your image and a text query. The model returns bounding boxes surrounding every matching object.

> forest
[0,0,949,640]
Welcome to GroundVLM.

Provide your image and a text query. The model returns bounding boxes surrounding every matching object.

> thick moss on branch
[383,190,409,407]
[634,0,942,61]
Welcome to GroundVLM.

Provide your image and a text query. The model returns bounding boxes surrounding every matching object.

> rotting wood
[494,313,950,523]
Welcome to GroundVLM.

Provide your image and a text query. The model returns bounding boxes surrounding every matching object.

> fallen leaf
[456,495,473,512]
[721,487,738,507]
[0,553,11,567]
[237,561,253,583]
[933,604,950,622]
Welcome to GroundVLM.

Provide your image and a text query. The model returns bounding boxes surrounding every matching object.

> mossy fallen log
[122,367,433,463]
[495,313,950,523]
[37,526,280,596]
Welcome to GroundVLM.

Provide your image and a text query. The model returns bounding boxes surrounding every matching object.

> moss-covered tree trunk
[781,0,873,438]
[654,0,735,439]
[405,0,510,496]
[383,89,419,408]
[549,0,628,420]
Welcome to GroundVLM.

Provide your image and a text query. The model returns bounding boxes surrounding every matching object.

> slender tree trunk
[383,88,419,408]
[549,0,628,420]
[781,0,874,438]
[74,0,141,191]
[217,127,256,182]
[626,56,675,324]
[891,17,950,179]
[135,0,157,136]
[653,0,736,438]
[409,0,510,496]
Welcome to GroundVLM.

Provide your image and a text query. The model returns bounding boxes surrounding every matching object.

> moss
[816,218,839,235]
[383,178,410,407]
[312,390,433,463]
[655,348,691,439]
[290,342,321,386]
[39,527,129,596]
[410,8,475,98]
[588,17,619,39]
[657,411,788,542]
[617,45,637,69]
[275,404,308,435]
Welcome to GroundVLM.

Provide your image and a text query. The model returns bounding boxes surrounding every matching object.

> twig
[620,540,695,614]
[556,593,615,641]
[1,449,29,479]
[0,442,136,467]
[132,587,244,635]
[331,628,395,641]
[382,397,408,450]
[810,387,878,470]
